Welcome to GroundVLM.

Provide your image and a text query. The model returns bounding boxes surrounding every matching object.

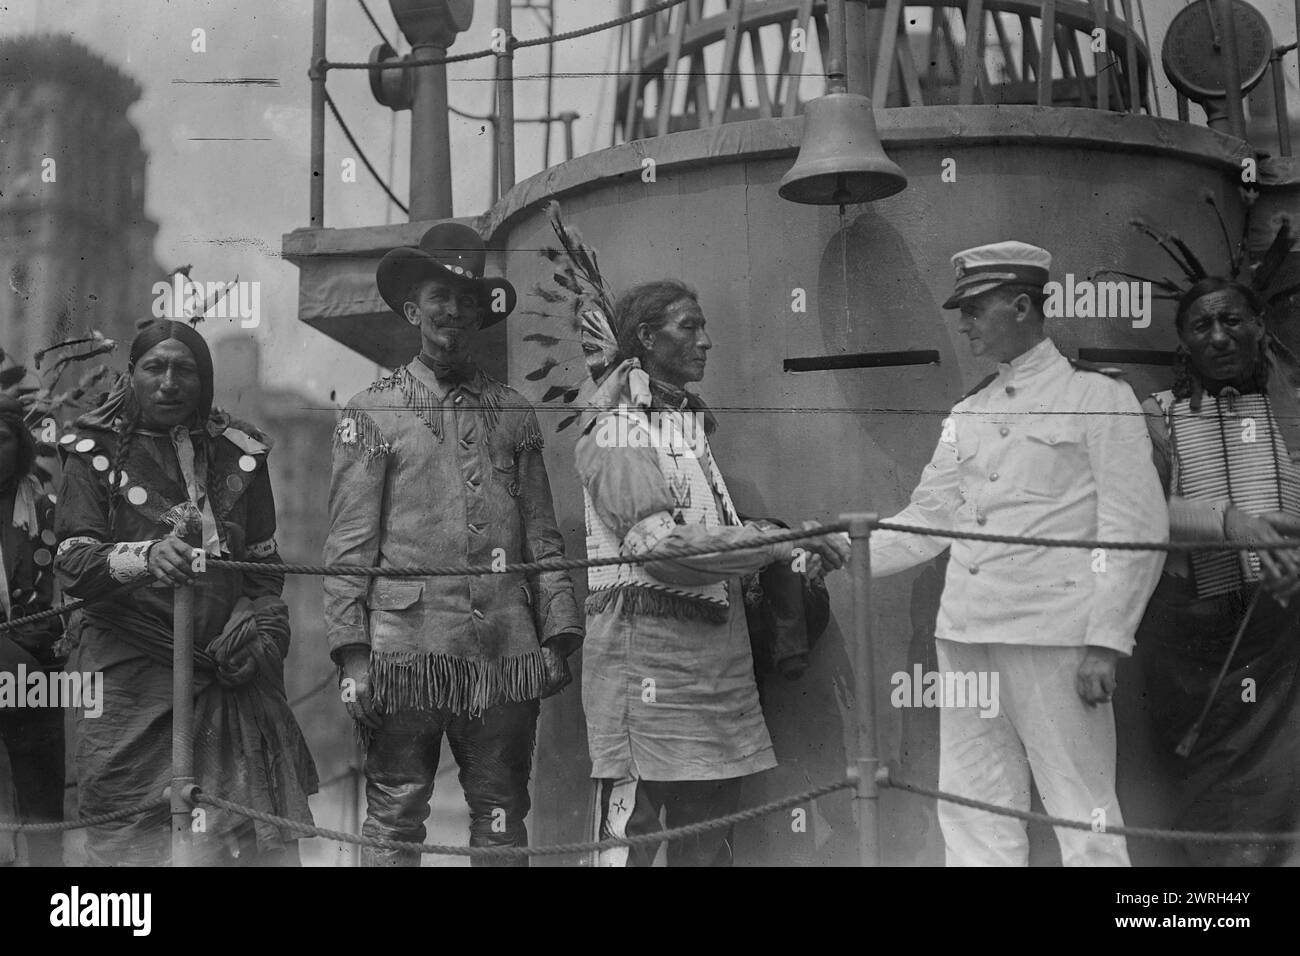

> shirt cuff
[1085,630,1134,657]
[107,540,157,583]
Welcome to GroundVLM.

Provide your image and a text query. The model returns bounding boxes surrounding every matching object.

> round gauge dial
[1162,0,1273,101]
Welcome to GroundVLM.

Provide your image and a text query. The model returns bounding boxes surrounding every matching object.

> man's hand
[147,535,196,586]
[540,644,572,699]
[339,645,381,729]
[798,521,852,574]
[1226,508,1300,606]
[1076,646,1120,706]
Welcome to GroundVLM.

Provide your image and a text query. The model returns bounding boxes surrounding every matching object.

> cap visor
[942,279,1008,309]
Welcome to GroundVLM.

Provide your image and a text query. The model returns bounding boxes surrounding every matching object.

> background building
[0,34,161,361]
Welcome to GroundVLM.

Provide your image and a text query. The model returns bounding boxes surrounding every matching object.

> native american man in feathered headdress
[1115,195,1300,866]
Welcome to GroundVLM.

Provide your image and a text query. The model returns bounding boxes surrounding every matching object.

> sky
[0,0,1296,406]
[0,0,626,406]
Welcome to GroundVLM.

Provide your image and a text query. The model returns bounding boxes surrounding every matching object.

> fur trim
[585,584,728,625]
[369,648,549,716]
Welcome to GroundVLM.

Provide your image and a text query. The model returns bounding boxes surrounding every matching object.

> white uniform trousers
[935,639,1130,867]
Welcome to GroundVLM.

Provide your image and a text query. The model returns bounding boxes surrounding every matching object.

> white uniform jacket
[870,338,1168,655]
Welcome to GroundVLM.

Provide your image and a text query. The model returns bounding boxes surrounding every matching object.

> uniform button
[976,514,987,526]
[989,472,999,482]
[969,565,980,575]
[472,608,485,621]
[1005,385,1016,396]
[999,426,1010,437]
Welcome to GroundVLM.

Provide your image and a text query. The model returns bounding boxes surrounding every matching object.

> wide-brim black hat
[376,221,517,327]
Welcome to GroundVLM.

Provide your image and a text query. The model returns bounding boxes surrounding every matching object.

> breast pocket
[1020,426,1086,497]
[488,439,521,497]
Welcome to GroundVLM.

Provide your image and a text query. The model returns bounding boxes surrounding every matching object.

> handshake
[749,519,853,579]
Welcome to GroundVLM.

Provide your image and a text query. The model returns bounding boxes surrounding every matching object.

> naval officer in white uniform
[870,241,1169,866]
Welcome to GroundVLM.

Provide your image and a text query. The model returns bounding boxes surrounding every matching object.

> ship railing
[611,0,1159,143]
[300,1,1297,228]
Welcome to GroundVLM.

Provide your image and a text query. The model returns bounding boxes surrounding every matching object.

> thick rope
[872,520,1300,553]
[0,799,167,833]
[12,520,1300,633]
[0,575,163,635]
[206,523,847,577]
[324,0,688,71]
[194,780,850,858]
[882,773,1300,845]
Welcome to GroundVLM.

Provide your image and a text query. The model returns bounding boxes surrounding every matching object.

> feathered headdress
[1093,189,1300,305]
[1100,190,1300,457]
[524,202,636,431]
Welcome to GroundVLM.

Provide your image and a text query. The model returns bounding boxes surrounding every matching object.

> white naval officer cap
[943,240,1052,309]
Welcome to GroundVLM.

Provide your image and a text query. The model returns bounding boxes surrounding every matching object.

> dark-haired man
[0,394,62,866]
[867,241,1168,866]
[576,278,850,866]
[323,222,582,866]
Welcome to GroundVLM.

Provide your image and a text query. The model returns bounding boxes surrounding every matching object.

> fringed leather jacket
[323,357,582,716]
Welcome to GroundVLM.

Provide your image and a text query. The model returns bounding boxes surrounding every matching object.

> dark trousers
[0,707,65,867]
[361,698,539,867]
[598,777,743,867]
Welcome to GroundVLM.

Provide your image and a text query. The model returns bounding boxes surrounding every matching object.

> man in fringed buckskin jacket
[323,223,583,866]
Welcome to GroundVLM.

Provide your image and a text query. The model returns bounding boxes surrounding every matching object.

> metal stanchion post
[1271,47,1292,156]
[496,0,516,198]
[170,582,196,867]
[309,0,327,227]
[1217,0,1246,140]
[842,512,880,866]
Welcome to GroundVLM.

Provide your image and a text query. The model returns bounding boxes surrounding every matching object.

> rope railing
[876,773,1300,846]
[11,514,1300,860]
[0,799,167,834]
[10,769,1300,852]
[8,520,1300,635]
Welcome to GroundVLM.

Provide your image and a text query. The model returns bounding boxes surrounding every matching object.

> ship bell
[779,92,907,205]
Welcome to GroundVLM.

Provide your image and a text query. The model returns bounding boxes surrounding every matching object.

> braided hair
[106,401,141,532]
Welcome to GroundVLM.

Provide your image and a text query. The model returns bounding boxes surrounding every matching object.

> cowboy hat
[376,221,517,326]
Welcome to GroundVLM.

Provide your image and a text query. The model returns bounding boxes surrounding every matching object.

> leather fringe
[369,648,549,716]
[586,585,728,625]
[334,407,390,465]
[399,367,444,442]
[478,377,507,435]
[515,412,545,454]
